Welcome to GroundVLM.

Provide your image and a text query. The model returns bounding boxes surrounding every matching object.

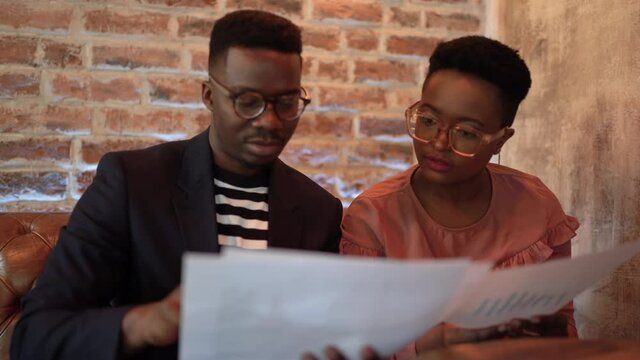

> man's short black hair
[208,9,302,71]
[425,36,532,127]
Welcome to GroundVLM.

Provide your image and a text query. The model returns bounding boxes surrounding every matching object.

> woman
[340,36,578,358]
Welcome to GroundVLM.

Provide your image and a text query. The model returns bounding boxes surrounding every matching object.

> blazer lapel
[172,130,220,253]
[268,159,302,249]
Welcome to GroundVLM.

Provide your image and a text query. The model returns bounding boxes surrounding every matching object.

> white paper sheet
[179,241,640,360]
[179,249,487,360]
[445,240,640,328]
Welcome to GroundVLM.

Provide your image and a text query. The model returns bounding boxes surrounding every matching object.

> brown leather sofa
[0,212,69,360]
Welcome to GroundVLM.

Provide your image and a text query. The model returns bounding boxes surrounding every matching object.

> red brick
[302,27,340,51]
[41,40,83,68]
[347,141,414,168]
[177,16,215,38]
[295,113,353,138]
[0,72,40,98]
[302,57,315,77]
[317,59,348,82]
[389,88,421,110]
[390,7,420,27]
[0,4,72,31]
[51,73,86,100]
[314,0,382,23]
[426,12,481,32]
[93,45,181,70]
[149,76,203,106]
[387,35,441,56]
[280,140,339,168]
[0,172,67,199]
[359,116,407,137]
[336,168,397,200]
[0,138,70,161]
[318,86,386,112]
[354,60,419,84]
[345,29,378,51]
[191,50,209,72]
[190,110,211,135]
[84,9,170,36]
[74,170,96,195]
[227,0,303,17]
[0,105,91,134]
[52,73,141,103]
[81,138,163,164]
[0,37,37,66]
[135,0,217,7]
[90,77,140,102]
[101,108,192,135]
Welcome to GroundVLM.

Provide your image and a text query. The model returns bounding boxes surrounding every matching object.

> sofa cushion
[0,213,69,360]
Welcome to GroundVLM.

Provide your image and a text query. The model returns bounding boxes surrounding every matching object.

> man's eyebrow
[228,85,301,97]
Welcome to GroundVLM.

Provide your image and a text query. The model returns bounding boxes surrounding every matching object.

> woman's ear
[494,128,515,154]
[202,81,214,111]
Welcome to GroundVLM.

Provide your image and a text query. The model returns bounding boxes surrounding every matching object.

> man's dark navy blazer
[11,129,343,360]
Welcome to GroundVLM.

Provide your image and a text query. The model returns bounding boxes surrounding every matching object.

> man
[11,10,343,360]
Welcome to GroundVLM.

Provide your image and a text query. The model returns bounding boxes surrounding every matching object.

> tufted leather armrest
[0,212,69,360]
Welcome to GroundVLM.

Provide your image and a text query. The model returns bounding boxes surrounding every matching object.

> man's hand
[301,345,381,360]
[121,287,182,355]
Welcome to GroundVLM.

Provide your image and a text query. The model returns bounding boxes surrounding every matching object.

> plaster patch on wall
[498,0,640,339]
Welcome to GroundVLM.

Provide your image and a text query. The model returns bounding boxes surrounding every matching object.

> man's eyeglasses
[405,101,506,157]
[208,75,311,121]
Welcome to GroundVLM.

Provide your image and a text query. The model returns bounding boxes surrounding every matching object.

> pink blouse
[340,163,579,356]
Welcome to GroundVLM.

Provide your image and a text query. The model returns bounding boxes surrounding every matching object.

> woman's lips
[424,156,452,172]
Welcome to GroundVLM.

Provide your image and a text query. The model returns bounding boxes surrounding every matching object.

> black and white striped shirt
[213,167,269,250]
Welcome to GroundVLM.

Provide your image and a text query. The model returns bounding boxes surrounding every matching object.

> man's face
[202,47,302,175]
[412,69,513,185]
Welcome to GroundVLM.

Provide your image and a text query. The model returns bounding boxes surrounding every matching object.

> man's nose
[253,102,283,130]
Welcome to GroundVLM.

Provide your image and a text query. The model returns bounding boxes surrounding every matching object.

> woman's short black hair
[208,10,302,70]
[426,36,532,127]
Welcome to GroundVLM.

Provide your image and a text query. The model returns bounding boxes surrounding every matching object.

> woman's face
[412,69,514,186]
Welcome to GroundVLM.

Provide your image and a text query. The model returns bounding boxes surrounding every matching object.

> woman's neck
[411,166,493,228]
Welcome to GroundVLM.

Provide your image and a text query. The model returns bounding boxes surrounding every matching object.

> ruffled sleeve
[495,214,579,337]
[548,215,579,247]
[496,215,579,269]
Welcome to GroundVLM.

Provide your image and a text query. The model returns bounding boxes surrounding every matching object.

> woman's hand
[415,321,516,353]
[503,314,568,337]
[416,315,568,354]
[301,345,381,360]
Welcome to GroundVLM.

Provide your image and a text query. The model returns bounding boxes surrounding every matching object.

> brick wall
[0,0,485,211]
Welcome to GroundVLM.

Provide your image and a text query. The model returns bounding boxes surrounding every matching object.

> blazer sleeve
[324,197,343,253]
[11,153,134,360]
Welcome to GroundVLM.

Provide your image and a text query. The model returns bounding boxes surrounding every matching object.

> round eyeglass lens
[408,111,482,156]
[234,92,265,119]
[413,114,439,141]
[275,94,305,120]
[450,127,482,155]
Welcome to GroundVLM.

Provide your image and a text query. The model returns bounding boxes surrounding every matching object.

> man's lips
[424,155,452,172]
[246,139,284,156]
